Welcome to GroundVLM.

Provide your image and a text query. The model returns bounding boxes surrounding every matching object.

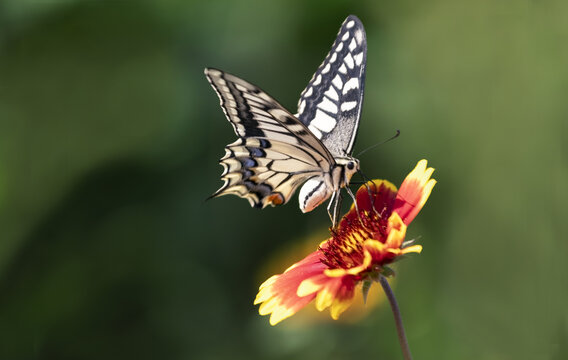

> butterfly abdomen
[299,177,332,213]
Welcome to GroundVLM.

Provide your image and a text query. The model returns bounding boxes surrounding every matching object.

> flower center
[320,208,390,270]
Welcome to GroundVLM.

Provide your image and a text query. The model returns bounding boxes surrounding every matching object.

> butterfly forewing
[205,68,335,208]
[296,15,367,157]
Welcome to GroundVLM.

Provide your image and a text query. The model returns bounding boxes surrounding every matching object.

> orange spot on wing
[267,193,284,205]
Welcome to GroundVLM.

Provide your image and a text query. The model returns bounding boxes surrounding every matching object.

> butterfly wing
[296,15,367,157]
[205,68,336,209]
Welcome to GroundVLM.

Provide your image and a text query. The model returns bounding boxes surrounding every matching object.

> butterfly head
[337,156,360,186]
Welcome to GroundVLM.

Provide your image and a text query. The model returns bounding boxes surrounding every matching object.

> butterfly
[205,15,367,225]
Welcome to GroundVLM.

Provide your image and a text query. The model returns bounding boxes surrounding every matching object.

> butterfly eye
[347,161,355,170]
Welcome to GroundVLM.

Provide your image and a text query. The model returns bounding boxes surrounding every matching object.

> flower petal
[255,246,362,324]
[400,244,423,254]
[254,249,327,325]
[329,277,357,319]
[323,250,372,277]
[354,179,397,216]
[394,159,436,225]
[339,180,397,224]
[314,279,340,311]
[310,275,357,317]
[385,212,407,249]
[361,239,387,262]
[297,276,326,297]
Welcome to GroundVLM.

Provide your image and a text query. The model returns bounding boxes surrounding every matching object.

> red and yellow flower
[254,160,436,325]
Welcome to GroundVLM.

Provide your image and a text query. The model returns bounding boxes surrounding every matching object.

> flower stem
[379,275,413,360]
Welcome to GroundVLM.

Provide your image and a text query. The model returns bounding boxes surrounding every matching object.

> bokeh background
[1,0,567,359]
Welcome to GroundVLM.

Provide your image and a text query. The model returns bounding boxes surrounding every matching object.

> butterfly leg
[345,185,369,230]
[327,191,343,228]
[357,170,381,218]
[363,182,381,218]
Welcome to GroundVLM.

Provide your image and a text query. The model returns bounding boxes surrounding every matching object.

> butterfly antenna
[356,129,400,158]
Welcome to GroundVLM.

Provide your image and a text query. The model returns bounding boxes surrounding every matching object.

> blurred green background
[1,0,567,359]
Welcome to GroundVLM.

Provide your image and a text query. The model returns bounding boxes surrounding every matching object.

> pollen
[321,220,366,269]
[320,204,392,272]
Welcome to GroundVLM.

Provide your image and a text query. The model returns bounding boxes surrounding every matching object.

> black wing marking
[205,68,335,208]
[296,15,367,157]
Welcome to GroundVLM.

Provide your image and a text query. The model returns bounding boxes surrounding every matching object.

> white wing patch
[354,52,364,66]
[355,29,364,44]
[313,74,322,86]
[332,75,343,89]
[324,86,339,101]
[343,77,359,94]
[344,53,354,69]
[317,97,338,114]
[297,100,306,114]
[308,125,322,139]
[329,53,337,63]
[312,109,337,131]
[340,101,357,112]
[348,38,357,51]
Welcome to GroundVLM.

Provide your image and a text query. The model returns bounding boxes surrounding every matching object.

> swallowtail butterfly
[205,15,367,224]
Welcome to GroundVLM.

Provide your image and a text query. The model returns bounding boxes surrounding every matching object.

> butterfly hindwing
[205,68,335,208]
[296,15,367,157]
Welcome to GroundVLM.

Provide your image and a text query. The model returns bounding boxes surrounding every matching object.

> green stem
[379,275,413,360]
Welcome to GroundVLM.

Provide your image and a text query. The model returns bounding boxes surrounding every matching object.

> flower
[254,160,436,325]
[255,233,388,326]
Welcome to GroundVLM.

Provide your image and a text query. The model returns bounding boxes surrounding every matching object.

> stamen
[320,210,383,270]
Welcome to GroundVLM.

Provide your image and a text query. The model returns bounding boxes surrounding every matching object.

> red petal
[340,180,397,227]
[393,160,436,225]
[255,249,327,325]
